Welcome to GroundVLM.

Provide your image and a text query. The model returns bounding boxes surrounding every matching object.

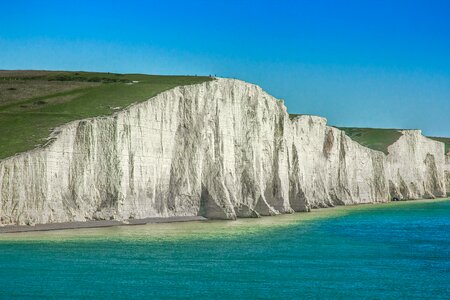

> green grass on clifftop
[337,127,403,154]
[289,113,403,154]
[0,70,212,160]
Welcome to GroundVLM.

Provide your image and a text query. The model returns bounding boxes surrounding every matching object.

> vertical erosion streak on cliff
[386,131,446,200]
[371,153,388,202]
[198,81,289,219]
[167,88,203,217]
[89,120,123,219]
[67,121,98,219]
[267,108,292,214]
[0,78,448,225]
[289,116,330,209]
[445,156,450,196]
[289,116,396,209]
[198,82,237,219]
[336,133,352,205]
[424,153,444,198]
[288,144,309,212]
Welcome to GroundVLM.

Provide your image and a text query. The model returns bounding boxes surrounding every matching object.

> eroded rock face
[0,79,447,225]
[386,130,446,199]
[444,156,450,196]
[288,116,388,210]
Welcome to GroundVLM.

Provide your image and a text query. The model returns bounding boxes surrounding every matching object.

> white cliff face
[386,130,446,199]
[0,78,447,225]
[445,156,450,195]
[288,116,388,210]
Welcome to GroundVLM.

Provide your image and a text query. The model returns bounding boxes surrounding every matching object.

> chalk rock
[0,79,447,225]
[386,130,446,199]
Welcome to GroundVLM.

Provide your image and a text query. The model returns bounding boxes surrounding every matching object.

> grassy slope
[334,127,403,154]
[340,128,450,156]
[0,80,99,105]
[289,113,403,154]
[0,71,212,160]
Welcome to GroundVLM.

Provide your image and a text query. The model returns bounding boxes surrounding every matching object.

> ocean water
[0,199,449,299]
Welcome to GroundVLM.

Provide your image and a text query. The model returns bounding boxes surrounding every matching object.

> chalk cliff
[445,156,450,195]
[0,79,447,225]
[386,130,446,199]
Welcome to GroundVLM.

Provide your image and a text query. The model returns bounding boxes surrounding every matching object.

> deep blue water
[0,199,449,299]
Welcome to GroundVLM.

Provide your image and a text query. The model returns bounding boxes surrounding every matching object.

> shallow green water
[1,199,449,299]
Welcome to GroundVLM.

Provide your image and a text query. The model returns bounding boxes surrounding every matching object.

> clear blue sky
[1,0,449,136]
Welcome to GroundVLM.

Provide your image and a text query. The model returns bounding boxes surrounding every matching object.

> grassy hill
[339,127,450,156]
[334,127,403,154]
[0,70,212,160]
[2,71,447,161]
[289,114,403,154]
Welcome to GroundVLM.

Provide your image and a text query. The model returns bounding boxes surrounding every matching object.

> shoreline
[1,198,448,234]
[0,216,207,234]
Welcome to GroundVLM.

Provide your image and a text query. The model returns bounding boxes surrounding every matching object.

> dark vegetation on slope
[0,70,212,160]
[289,113,305,119]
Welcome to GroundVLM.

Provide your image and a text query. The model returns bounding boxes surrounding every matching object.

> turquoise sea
[0,199,449,299]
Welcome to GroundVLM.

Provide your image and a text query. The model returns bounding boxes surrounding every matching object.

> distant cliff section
[0,79,447,225]
[428,137,450,196]
[446,156,450,195]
